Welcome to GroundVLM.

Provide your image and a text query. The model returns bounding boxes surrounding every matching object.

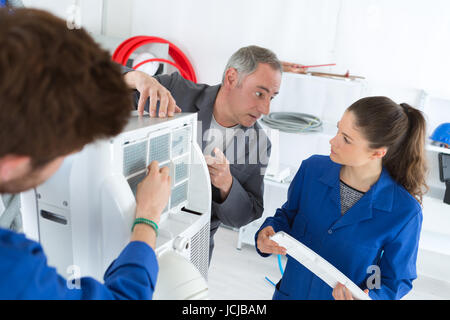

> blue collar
[318,160,395,213]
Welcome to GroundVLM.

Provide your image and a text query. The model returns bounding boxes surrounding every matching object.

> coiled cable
[261,112,322,133]
[113,36,197,83]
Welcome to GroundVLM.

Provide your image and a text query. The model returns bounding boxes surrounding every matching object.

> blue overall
[256,155,422,300]
[0,227,158,299]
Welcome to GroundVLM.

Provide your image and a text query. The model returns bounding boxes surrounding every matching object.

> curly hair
[0,8,133,168]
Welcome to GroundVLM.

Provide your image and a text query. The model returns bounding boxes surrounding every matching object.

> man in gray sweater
[123,46,282,262]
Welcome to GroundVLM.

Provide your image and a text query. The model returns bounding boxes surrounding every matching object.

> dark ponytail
[348,97,428,205]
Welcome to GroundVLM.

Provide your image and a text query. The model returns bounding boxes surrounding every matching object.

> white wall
[334,0,450,101]
[125,0,450,104]
[20,0,450,105]
[22,0,104,34]
[129,0,341,85]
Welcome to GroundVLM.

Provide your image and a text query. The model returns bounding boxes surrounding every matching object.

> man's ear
[0,155,31,182]
[223,68,239,89]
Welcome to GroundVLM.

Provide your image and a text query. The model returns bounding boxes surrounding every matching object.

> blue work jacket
[0,228,158,299]
[256,155,422,300]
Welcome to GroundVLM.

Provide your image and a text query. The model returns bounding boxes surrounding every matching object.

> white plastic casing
[270,231,371,300]
[21,112,212,295]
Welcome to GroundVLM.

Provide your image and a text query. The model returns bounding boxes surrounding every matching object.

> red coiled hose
[112,36,197,83]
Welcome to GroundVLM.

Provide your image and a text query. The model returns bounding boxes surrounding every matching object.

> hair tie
[400,103,410,113]
[399,103,412,123]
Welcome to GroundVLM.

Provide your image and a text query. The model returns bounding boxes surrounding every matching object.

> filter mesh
[123,141,147,176]
[175,160,189,183]
[127,172,147,197]
[172,126,191,157]
[149,134,170,163]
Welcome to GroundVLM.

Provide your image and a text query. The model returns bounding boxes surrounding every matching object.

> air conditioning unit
[21,112,211,297]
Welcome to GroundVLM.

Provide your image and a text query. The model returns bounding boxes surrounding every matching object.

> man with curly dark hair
[0,8,169,299]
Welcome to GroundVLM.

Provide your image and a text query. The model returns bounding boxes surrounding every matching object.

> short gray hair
[222,45,282,85]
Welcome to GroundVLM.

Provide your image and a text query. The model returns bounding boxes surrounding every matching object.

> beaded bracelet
[132,217,159,236]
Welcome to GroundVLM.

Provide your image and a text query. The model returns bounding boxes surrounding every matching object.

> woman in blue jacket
[256,96,428,300]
